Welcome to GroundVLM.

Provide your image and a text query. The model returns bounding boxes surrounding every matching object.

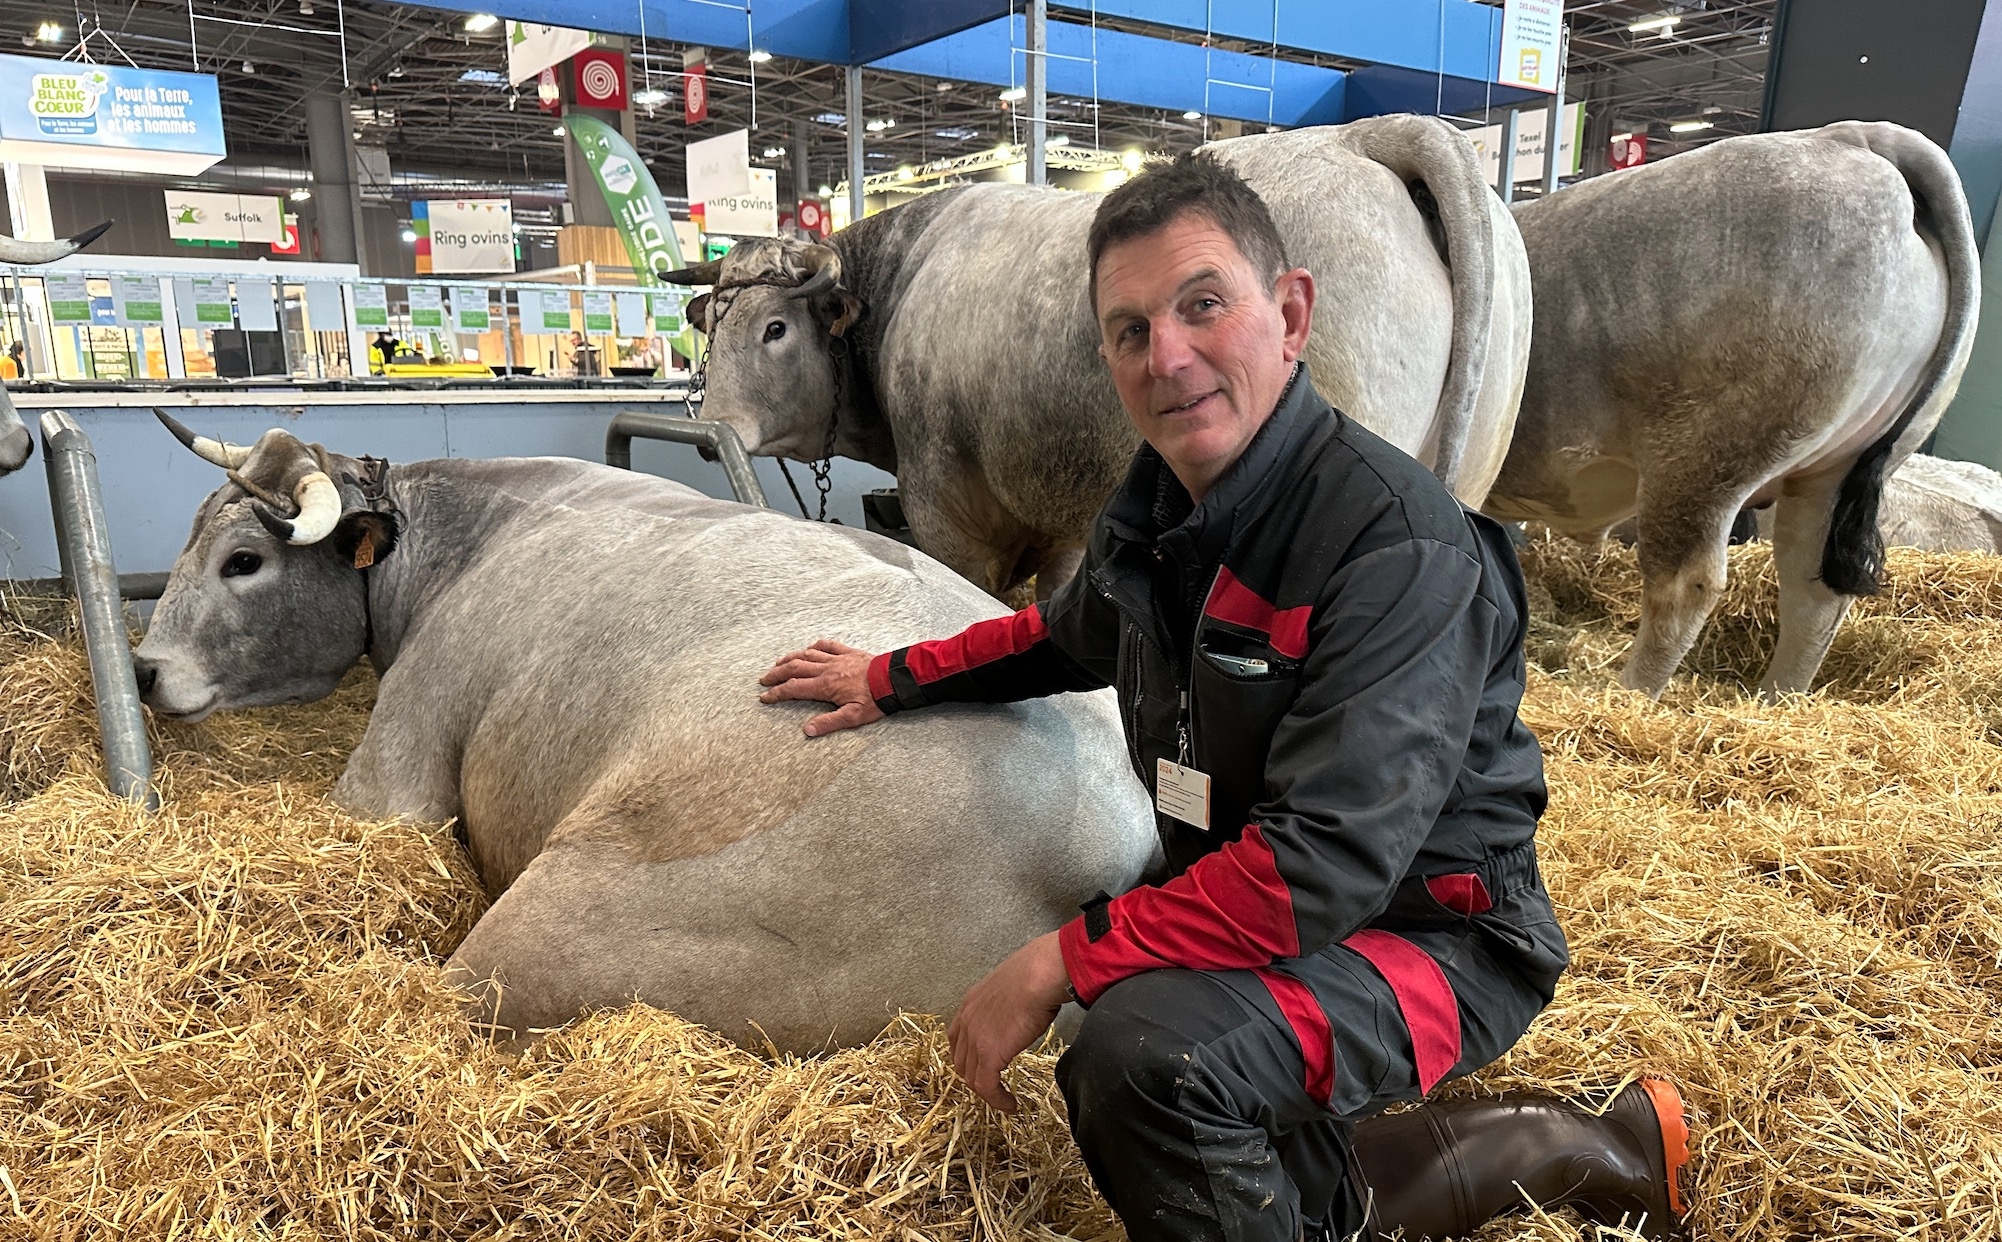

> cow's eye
[763,320,786,343]
[222,551,263,578]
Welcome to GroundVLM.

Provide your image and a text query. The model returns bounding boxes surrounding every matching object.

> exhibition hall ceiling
[3,1,1775,193]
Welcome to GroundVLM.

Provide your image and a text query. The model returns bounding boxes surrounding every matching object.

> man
[760,153,1689,1241]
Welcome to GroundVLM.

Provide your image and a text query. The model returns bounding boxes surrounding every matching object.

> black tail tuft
[1819,444,1892,597]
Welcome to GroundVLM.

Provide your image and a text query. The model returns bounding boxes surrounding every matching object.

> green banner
[568,111,701,361]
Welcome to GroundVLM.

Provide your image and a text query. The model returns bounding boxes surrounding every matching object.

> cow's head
[662,237,862,459]
[134,413,399,722]
[0,220,114,477]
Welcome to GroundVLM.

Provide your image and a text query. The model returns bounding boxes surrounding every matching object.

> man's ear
[333,510,399,570]
[1275,267,1315,363]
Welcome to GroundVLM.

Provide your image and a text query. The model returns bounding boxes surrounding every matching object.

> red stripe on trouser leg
[1342,929,1461,1094]
[903,605,1049,684]
[1424,873,1492,916]
[1254,968,1334,1107]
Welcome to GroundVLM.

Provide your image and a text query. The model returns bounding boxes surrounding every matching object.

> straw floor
[2,540,2001,1239]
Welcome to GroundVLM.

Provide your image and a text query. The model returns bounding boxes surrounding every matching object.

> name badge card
[1156,759,1212,830]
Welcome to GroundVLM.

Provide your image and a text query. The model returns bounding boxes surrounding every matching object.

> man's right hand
[758,639,887,737]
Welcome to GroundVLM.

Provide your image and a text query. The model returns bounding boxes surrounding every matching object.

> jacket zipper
[1096,576,1149,780]
[1182,566,1223,775]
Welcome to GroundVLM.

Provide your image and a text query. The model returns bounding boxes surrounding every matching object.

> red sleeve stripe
[1343,929,1461,1094]
[866,652,894,704]
[1255,968,1335,1106]
[902,604,1050,685]
[1203,566,1312,660]
[1057,824,1299,1005]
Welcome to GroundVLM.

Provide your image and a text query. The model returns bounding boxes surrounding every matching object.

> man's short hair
[1087,151,1290,311]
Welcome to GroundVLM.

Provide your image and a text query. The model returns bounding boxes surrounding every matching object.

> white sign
[236,278,277,332]
[408,284,445,329]
[351,282,389,329]
[613,291,649,337]
[189,277,234,326]
[703,167,779,238]
[507,21,594,86]
[45,273,91,324]
[425,199,515,274]
[164,190,283,243]
[451,286,492,331]
[1498,0,1564,93]
[114,275,163,326]
[686,129,752,204]
[1467,102,1584,186]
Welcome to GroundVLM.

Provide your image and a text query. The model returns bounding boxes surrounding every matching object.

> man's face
[1094,213,1314,498]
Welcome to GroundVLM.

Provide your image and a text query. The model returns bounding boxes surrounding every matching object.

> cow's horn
[787,244,842,300]
[659,258,724,286]
[155,409,252,469]
[251,471,341,546]
[0,220,112,266]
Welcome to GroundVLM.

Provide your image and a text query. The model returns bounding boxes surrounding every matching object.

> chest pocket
[1190,624,1303,839]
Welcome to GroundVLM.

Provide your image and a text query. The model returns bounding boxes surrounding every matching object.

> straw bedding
[2,540,2001,1239]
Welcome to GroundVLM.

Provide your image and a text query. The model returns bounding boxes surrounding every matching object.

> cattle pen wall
[0,389,896,580]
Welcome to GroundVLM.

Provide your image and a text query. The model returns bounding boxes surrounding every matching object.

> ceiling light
[934,81,953,92]
[865,117,895,132]
[748,49,772,63]
[1628,14,1679,32]
[289,187,313,201]
[1044,134,1069,148]
[242,59,256,74]
[896,165,915,181]
[1669,119,1713,133]
[999,87,1025,103]
[817,184,833,196]
[993,142,1013,158]
[633,87,668,107]
[552,124,566,136]
[464,12,498,32]
[762,146,785,158]
[388,62,405,78]
[35,22,61,42]
[1610,131,1634,142]
[400,228,419,243]
[459,67,505,84]
[1120,149,1144,171]
[1182,110,1202,121]
[298,0,314,13]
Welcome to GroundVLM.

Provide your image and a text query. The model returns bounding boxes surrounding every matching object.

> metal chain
[813,336,847,523]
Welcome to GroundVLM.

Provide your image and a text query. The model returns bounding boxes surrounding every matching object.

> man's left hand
[948,931,1072,1113]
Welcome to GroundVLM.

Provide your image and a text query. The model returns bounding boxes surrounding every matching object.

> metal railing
[39,411,157,809]
[605,412,769,508]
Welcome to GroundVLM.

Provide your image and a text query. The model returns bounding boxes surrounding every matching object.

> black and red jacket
[868,368,1563,1062]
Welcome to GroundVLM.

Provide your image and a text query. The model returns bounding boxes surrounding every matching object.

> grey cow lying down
[133,416,1157,1049]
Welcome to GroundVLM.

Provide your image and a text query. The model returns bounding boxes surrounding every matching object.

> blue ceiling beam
[848,0,1013,63]
[872,16,1348,127]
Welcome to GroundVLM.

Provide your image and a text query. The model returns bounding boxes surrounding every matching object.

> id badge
[1156,758,1212,831]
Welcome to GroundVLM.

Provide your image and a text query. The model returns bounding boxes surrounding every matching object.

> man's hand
[948,932,1072,1113]
[758,639,886,737]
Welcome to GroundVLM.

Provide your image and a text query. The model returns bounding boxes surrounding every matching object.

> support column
[1541,26,1569,196]
[3,163,54,242]
[305,88,364,267]
[791,119,812,223]
[846,65,865,225]
[1496,108,1520,203]
[1027,0,1048,186]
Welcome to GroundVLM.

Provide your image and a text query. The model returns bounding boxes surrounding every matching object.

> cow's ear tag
[352,526,377,570]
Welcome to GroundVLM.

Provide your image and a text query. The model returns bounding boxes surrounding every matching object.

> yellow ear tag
[352,527,377,570]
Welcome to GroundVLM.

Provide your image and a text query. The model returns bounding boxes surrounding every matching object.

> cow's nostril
[133,660,158,697]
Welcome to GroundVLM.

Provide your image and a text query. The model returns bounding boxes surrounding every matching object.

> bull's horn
[659,258,724,286]
[251,471,341,546]
[155,409,252,469]
[787,244,842,300]
[0,220,112,266]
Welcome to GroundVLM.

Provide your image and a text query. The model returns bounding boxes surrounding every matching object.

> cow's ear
[826,290,864,338]
[333,509,399,570]
[685,293,712,333]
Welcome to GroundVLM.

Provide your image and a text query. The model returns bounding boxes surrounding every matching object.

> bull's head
[662,237,862,460]
[134,413,398,722]
[0,220,114,477]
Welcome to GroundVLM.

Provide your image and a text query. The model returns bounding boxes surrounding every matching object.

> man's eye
[1192,297,1221,313]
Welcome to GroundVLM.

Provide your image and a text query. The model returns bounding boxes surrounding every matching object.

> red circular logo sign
[686,74,707,115]
[798,201,823,230]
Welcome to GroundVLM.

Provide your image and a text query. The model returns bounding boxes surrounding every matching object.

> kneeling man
[762,152,1689,1241]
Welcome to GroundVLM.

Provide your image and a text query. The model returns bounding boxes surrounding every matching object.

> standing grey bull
[1485,122,1978,695]
[0,222,114,474]
[132,414,1156,1048]
[669,115,1529,599]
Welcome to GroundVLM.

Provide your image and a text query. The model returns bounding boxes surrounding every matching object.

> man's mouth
[1159,390,1220,417]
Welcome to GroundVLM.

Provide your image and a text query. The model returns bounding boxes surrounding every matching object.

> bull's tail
[1813,121,1981,596]
[1345,114,1501,501]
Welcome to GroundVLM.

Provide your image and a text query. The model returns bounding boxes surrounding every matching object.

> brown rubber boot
[1348,1078,1690,1240]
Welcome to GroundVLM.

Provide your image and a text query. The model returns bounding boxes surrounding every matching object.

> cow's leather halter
[338,455,399,658]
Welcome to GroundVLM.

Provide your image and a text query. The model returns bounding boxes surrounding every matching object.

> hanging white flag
[507,21,594,86]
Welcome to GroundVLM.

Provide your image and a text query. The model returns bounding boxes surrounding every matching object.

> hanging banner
[351,282,389,329]
[703,168,779,238]
[190,277,234,326]
[684,62,708,125]
[424,199,515,274]
[507,21,594,87]
[538,67,562,115]
[0,53,225,175]
[573,49,627,111]
[1498,0,1564,93]
[686,128,750,203]
[451,286,492,331]
[567,113,700,359]
[408,284,445,329]
[114,275,163,327]
[165,190,284,244]
[1610,133,1647,170]
[45,274,91,324]
[269,211,301,255]
[1467,102,1584,186]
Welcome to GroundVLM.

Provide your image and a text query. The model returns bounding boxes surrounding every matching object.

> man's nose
[132,657,159,699]
[1147,317,1196,378]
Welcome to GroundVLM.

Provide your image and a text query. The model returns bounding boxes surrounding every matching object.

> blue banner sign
[0,54,225,174]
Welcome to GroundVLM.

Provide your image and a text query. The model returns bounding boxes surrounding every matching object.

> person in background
[569,330,601,377]
[368,331,399,374]
[626,336,664,372]
[2,340,27,380]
